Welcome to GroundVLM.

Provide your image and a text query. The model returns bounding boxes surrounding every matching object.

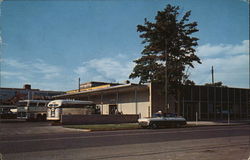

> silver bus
[17,100,51,121]
[47,100,98,121]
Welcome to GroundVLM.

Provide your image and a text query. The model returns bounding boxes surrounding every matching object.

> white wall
[87,87,151,118]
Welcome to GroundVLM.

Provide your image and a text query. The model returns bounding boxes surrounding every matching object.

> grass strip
[63,123,139,131]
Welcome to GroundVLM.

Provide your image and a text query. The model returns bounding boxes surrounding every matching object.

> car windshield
[165,113,177,117]
[152,113,163,118]
[152,113,177,118]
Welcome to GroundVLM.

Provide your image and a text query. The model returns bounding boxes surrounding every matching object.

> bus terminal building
[55,81,250,121]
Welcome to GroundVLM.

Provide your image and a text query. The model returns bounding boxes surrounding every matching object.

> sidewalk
[187,120,250,126]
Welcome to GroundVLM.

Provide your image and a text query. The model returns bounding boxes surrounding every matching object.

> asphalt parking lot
[0,120,250,160]
[0,119,78,137]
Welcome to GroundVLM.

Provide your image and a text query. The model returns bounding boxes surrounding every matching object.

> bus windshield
[37,102,47,107]
[28,102,38,107]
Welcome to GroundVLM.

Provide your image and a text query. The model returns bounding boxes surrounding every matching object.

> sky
[0,0,249,91]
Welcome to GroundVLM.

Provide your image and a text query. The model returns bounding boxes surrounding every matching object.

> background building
[181,85,250,120]
[0,84,64,113]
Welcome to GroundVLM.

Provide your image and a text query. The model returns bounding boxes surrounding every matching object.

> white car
[138,113,186,129]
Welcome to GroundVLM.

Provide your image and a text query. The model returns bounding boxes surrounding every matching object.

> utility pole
[0,34,2,88]
[0,32,6,88]
[165,39,168,113]
[78,78,80,92]
[211,66,214,84]
[0,43,1,88]
[227,87,230,125]
[212,66,215,120]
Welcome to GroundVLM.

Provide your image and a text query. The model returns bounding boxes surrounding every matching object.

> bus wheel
[42,114,47,121]
[36,114,42,121]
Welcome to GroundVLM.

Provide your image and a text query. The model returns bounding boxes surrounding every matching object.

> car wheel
[150,123,158,129]
[141,126,148,129]
[176,123,181,128]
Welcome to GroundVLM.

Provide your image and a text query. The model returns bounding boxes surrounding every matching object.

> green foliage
[204,81,227,87]
[129,4,201,91]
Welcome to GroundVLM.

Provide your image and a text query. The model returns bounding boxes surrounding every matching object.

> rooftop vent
[123,80,130,84]
[23,84,31,90]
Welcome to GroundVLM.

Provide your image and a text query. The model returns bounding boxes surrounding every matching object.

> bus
[17,100,51,121]
[47,100,98,121]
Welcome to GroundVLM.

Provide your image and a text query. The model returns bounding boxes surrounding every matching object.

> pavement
[0,120,84,137]
[187,120,250,126]
[1,124,250,160]
[0,119,250,137]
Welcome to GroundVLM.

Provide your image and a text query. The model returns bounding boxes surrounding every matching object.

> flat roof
[54,83,148,99]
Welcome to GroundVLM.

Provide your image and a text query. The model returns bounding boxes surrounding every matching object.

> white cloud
[190,40,249,88]
[2,55,136,90]
[32,59,61,79]
[74,66,87,76]
[4,59,29,68]
[1,58,66,90]
[196,40,249,58]
[1,71,28,81]
[74,55,136,83]
[0,35,2,45]
[2,71,21,77]
[0,32,7,46]
[0,0,2,17]
[241,0,250,3]
[74,41,249,88]
[3,58,62,79]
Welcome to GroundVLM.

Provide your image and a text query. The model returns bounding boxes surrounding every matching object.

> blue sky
[0,0,249,91]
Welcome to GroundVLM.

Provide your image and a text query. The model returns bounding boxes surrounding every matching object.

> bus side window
[38,103,45,107]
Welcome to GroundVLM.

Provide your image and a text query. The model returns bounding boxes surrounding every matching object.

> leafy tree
[130,4,201,94]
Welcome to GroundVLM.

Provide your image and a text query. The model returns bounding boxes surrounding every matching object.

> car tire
[176,123,181,128]
[141,126,148,129]
[36,114,42,121]
[150,123,158,129]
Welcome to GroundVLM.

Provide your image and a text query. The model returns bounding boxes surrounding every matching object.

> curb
[186,122,250,128]
[62,127,91,132]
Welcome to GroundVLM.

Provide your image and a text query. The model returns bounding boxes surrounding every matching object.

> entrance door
[109,105,117,115]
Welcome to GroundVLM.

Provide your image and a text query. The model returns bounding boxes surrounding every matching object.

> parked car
[138,113,186,129]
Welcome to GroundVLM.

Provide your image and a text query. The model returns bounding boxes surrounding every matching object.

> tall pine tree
[130,4,201,95]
